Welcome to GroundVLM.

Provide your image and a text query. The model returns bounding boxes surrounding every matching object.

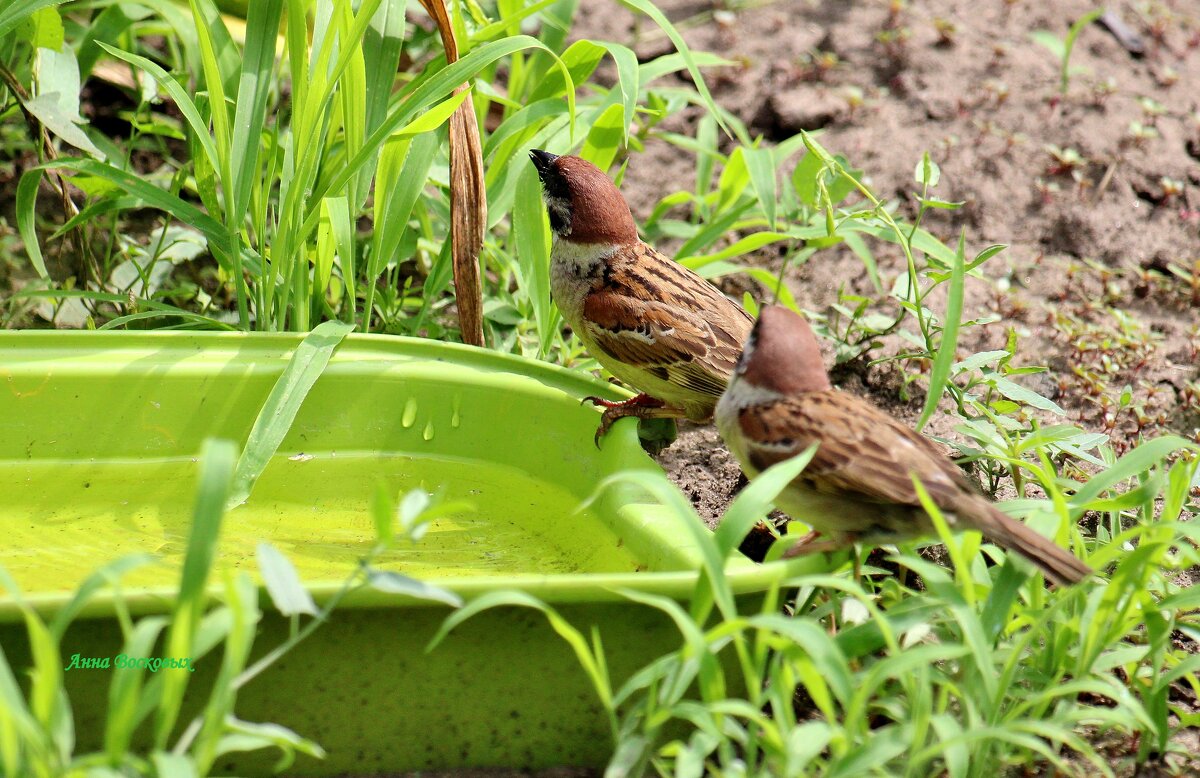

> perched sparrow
[715,305,1092,586]
[530,150,754,443]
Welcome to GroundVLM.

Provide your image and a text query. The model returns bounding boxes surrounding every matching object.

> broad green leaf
[951,349,1010,374]
[1029,29,1065,61]
[29,47,103,159]
[580,103,625,171]
[513,163,556,355]
[359,0,409,205]
[529,38,603,103]
[22,607,60,733]
[596,41,639,147]
[0,0,65,40]
[393,89,470,137]
[22,6,62,50]
[321,195,354,310]
[366,131,437,327]
[754,614,854,705]
[398,488,431,529]
[1071,435,1200,508]
[914,152,940,188]
[679,230,808,271]
[986,374,1065,415]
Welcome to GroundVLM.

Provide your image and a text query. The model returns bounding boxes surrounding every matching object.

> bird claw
[583,393,667,448]
[593,412,614,448]
[780,529,853,559]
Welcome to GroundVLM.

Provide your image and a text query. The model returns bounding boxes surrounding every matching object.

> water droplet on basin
[423,419,435,441]
[401,397,417,428]
[451,396,461,428]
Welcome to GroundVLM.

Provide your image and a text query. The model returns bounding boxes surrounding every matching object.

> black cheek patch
[542,172,570,202]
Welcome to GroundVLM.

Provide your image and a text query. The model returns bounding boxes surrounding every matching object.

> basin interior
[1,333,693,602]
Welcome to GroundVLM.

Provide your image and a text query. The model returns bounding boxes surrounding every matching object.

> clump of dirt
[654,422,742,526]
[571,0,1200,519]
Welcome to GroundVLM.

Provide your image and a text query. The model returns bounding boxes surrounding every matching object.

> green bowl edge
[0,330,778,624]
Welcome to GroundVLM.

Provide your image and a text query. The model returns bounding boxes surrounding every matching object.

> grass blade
[596,41,639,148]
[105,616,169,762]
[618,0,730,139]
[155,438,236,748]
[1070,435,1200,508]
[228,0,284,224]
[96,42,220,174]
[256,543,317,617]
[714,445,817,558]
[513,162,555,355]
[744,145,778,230]
[915,229,965,431]
[227,320,354,507]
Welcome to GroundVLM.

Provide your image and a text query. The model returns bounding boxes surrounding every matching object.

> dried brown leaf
[418,0,485,346]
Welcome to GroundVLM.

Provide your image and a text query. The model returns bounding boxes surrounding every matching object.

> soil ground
[566,0,1200,527]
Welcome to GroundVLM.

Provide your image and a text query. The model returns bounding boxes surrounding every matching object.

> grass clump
[0,437,461,776]
[437,432,1200,776]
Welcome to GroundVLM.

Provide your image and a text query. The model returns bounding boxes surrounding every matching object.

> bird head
[734,305,832,395]
[528,150,638,244]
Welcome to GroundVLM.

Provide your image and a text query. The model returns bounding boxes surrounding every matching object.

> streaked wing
[582,244,752,398]
[738,392,968,508]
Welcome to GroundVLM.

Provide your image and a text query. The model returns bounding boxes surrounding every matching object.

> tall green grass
[435,434,1200,776]
[5,0,734,347]
[11,0,579,334]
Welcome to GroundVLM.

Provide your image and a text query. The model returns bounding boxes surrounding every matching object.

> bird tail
[975,502,1092,586]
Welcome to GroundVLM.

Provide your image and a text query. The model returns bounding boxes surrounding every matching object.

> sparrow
[530,149,754,443]
[715,305,1092,586]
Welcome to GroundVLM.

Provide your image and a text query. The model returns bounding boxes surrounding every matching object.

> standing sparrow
[715,305,1091,586]
[530,150,754,443]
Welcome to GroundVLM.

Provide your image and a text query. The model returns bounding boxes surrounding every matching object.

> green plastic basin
[0,332,786,774]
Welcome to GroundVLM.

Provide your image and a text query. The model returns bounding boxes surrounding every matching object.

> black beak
[529,149,558,178]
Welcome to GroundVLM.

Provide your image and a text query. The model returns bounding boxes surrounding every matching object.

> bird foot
[582,392,665,411]
[780,529,854,559]
[581,393,673,447]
